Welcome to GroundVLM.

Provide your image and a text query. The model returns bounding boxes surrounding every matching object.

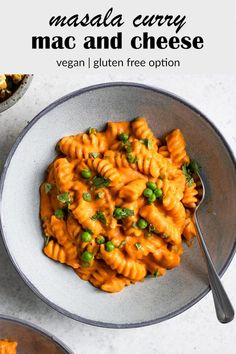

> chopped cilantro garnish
[140,138,152,150]
[161,233,169,239]
[153,270,159,277]
[55,142,61,154]
[121,140,132,153]
[88,127,97,135]
[127,154,138,164]
[148,224,156,232]
[44,236,50,246]
[189,160,201,174]
[182,164,193,186]
[182,164,194,186]
[135,242,142,250]
[145,224,157,238]
[182,160,200,186]
[44,183,52,194]
[118,240,126,248]
[91,175,111,189]
[91,211,107,224]
[89,152,100,159]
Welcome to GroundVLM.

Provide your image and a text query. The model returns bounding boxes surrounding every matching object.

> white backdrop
[0,0,235,74]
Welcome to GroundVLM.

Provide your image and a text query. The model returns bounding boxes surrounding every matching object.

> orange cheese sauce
[40,117,198,292]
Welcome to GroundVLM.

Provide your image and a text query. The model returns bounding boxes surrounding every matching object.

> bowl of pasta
[0,314,72,353]
[0,82,235,328]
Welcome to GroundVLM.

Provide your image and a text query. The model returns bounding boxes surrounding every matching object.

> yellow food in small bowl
[0,74,25,102]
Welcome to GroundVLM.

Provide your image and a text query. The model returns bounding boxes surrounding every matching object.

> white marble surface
[0,73,235,354]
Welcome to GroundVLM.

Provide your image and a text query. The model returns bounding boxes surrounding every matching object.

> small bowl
[0,75,33,113]
[0,82,235,328]
[0,314,72,353]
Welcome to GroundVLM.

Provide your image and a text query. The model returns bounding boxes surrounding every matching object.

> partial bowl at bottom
[0,314,72,354]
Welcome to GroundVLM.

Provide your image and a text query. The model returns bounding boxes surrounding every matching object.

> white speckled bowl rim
[0,314,73,353]
[0,82,235,328]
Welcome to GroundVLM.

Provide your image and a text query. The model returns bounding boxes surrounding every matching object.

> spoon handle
[194,216,234,323]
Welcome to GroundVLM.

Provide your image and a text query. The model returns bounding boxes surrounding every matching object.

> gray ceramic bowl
[0,83,235,328]
[0,75,33,113]
[0,314,72,353]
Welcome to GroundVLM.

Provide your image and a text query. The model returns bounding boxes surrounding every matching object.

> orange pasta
[0,340,17,354]
[40,117,199,292]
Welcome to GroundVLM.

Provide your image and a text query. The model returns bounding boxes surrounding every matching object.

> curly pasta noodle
[182,182,198,208]
[158,145,170,158]
[40,117,199,292]
[44,239,67,264]
[59,133,108,159]
[119,179,147,202]
[100,245,147,280]
[53,158,75,192]
[86,157,122,186]
[166,128,190,167]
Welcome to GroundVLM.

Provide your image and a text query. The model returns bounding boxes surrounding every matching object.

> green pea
[81,251,94,262]
[143,188,154,198]
[137,218,148,229]
[96,235,106,244]
[81,169,92,179]
[83,192,92,202]
[54,208,64,219]
[113,207,123,219]
[146,181,157,191]
[105,241,115,252]
[81,231,92,242]
[57,192,71,204]
[148,194,157,203]
[154,188,163,198]
[118,133,129,142]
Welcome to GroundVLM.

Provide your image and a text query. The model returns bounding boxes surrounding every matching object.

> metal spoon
[194,172,234,323]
